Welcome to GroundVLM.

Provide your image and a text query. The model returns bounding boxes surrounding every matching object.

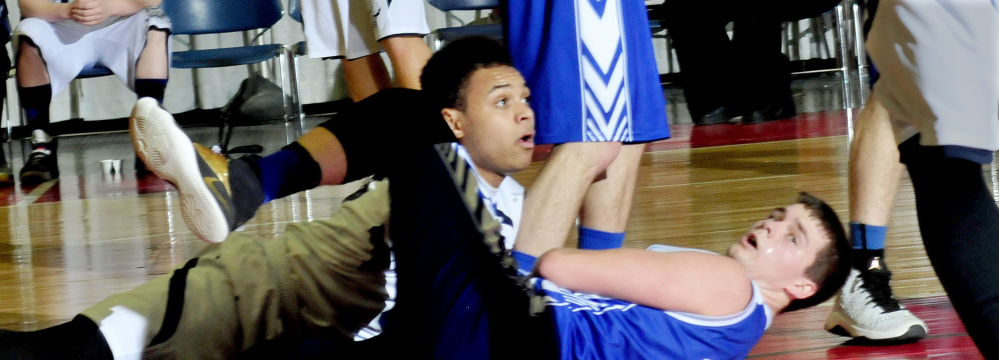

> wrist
[59,3,73,20]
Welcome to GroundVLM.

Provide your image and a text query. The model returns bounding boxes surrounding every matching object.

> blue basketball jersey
[506,0,670,144]
[531,245,774,359]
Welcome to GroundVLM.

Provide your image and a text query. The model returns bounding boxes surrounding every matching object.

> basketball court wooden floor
[0,109,987,358]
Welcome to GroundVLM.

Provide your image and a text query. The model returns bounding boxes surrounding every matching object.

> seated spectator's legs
[16,37,51,134]
[15,36,58,184]
[134,28,169,104]
[342,53,392,102]
[380,35,431,90]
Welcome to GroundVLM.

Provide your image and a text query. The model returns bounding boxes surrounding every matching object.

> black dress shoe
[740,101,797,125]
[694,106,735,126]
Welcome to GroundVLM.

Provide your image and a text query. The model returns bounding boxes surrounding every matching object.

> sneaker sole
[824,310,928,343]
[129,98,230,243]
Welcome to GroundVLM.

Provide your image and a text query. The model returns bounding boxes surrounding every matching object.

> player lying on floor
[356,143,852,359]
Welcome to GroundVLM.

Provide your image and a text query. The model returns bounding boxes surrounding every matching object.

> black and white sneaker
[19,129,59,185]
[825,256,928,343]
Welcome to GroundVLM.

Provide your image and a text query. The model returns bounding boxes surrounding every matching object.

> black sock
[228,156,267,229]
[0,315,113,360]
[851,248,886,271]
[900,137,999,356]
[17,84,52,134]
[135,78,168,104]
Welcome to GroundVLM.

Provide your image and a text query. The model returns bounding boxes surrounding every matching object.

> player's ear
[441,108,465,139]
[786,278,817,300]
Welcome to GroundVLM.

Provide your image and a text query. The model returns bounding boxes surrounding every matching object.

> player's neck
[475,165,505,188]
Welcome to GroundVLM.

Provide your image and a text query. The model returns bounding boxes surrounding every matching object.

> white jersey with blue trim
[355,143,524,340]
[533,244,775,359]
[454,142,524,250]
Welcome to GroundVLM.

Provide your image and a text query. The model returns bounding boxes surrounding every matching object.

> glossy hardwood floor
[0,104,986,358]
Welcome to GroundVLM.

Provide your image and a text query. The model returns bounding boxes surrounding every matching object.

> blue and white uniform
[505,0,670,144]
[525,245,775,360]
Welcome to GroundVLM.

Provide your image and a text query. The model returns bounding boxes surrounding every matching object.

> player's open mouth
[519,133,535,147]
[747,234,758,248]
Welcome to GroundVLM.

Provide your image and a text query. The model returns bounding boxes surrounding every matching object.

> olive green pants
[81,181,391,359]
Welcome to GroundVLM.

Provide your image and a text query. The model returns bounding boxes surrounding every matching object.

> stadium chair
[427,0,502,51]
[162,0,298,153]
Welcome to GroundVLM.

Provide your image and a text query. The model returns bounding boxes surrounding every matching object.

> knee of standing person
[553,141,623,177]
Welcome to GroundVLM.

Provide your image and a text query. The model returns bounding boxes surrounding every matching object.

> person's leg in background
[863,0,999,354]
[0,20,12,186]
[15,36,58,185]
[132,26,170,174]
[342,53,393,102]
[730,19,795,124]
[659,0,737,125]
[380,35,431,90]
[823,94,927,342]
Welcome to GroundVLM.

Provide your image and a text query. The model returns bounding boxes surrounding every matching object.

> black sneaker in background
[19,129,59,185]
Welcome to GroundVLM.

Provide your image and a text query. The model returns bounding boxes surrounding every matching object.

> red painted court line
[532,109,855,162]
[31,174,176,204]
[33,110,856,202]
[751,296,979,359]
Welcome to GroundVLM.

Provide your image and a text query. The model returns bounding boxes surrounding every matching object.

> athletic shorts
[79,181,392,359]
[13,7,171,98]
[505,0,670,144]
[866,0,999,162]
[301,0,430,60]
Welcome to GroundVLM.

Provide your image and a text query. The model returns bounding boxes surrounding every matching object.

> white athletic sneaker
[129,97,235,243]
[825,259,928,343]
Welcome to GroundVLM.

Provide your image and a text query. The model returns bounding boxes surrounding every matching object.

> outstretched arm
[535,248,755,317]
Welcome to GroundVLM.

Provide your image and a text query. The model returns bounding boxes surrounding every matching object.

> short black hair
[420,36,514,111]
[783,192,852,312]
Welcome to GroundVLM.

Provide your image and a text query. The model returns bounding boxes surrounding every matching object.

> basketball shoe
[19,129,59,185]
[130,97,262,243]
[825,254,928,343]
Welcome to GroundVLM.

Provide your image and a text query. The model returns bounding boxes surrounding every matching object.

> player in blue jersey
[379,147,852,359]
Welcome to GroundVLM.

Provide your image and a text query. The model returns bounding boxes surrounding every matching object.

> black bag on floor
[218,72,285,154]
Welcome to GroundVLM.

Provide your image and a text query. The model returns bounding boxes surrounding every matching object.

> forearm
[18,0,71,21]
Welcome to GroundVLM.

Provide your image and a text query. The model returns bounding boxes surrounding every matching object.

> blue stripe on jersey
[533,245,770,359]
[538,279,767,359]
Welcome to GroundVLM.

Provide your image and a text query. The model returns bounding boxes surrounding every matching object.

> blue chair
[427,0,502,51]
[162,0,294,120]
[285,0,306,122]
[162,0,298,153]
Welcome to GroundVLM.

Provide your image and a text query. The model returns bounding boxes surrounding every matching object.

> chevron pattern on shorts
[578,0,633,142]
